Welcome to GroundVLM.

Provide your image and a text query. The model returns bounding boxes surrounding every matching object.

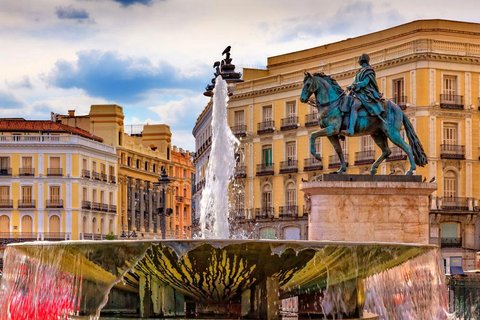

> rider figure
[345,53,386,135]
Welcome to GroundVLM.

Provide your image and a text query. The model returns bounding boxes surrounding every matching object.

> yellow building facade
[228,19,480,271]
[57,105,194,239]
[0,120,118,242]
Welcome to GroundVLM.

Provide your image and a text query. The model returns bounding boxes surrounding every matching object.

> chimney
[68,110,75,117]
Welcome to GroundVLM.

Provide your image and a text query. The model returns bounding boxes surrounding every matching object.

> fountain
[0,54,449,319]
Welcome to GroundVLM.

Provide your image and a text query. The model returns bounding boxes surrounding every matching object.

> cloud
[113,0,154,7]
[47,50,207,102]
[147,94,205,129]
[0,91,23,109]
[6,76,33,89]
[55,6,91,21]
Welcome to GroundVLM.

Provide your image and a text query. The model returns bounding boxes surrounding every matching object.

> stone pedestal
[302,175,436,244]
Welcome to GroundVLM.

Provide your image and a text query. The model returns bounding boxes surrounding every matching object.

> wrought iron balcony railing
[303,157,323,171]
[354,150,375,166]
[109,175,116,184]
[328,153,349,169]
[82,169,91,178]
[47,168,62,176]
[440,94,464,109]
[92,171,100,180]
[256,163,274,176]
[231,124,247,137]
[280,116,299,131]
[279,205,298,217]
[100,203,108,212]
[279,159,298,174]
[441,237,462,248]
[91,202,101,211]
[386,146,407,162]
[0,168,12,176]
[19,168,35,176]
[254,207,274,219]
[234,165,247,178]
[440,144,465,160]
[305,113,318,127]
[392,95,408,110]
[109,204,117,213]
[101,173,108,182]
[0,200,13,208]
[82,200,91,210]
[232,209,246,220]
[46,199,63,208]
[257,120,275,134]
[18,199,35,208]
[441,196,469,211]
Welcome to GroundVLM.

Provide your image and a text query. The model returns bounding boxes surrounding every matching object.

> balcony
[0,200,13,208]
[176,196,184,202]
[109,175,116,184]
[279,159,298,174]
[101,173,108,182]
[387,146,407,162]
[231,124,247,137]
[47,168,62,176]
[279,205,298,218]
[392,95,408,110]
[280,116,299,131]
[46,199,63,208]
[101,203,109,212]
[91,202,101,211]
[257,120,275,134]
[0,168,12,176]
[254,207,274,219]
[441,237,462,248]
[19,168,34,176]
[234,165,247,178]
[92,171,100,180]
[18,199,35,208]
[82,200,91,210]
[354,150,375,166]
[328,153,349,169]
[440,94,464,109]
[441,197,469,211]
[109,204,117,213]
[82,169,91,178]
[304,158,323,171]
[440,144,465,160]
[305,113,318,127]
[43,233,69,241]
[256,163,274,176]
[232,209,246,220]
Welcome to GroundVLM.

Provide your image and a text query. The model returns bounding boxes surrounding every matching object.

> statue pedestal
[302,175,436,244]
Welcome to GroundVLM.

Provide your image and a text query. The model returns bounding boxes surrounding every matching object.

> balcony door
[0,186,9,205]
[392,78,404,102]
[262,145,272,166]
[50,186,60,202]
[286,182,296,208]
[286,101,296,117]
[21,215,32,234]
[262,185,272,210]
[262,106,272,121]
[443,75,457,98]
[286,141,296,161]
[22,186,32,204]
[444,170,458,199]
[360,136,374,151]
[49,215,60,233]
[0,215,10,233]
[234,110,245,126]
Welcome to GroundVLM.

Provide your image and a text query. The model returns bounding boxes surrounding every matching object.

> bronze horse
[299,72,427,175]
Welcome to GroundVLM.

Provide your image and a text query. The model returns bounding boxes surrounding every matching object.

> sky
[0,0,479,150]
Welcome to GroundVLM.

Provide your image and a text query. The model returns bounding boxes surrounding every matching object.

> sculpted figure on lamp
[299,54,427,175]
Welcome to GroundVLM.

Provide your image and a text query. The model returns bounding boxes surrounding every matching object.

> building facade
[56,105,194,239]
[0,119,118,242]
[227,19,480,271]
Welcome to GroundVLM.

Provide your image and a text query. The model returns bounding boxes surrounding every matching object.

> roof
[0,119,103,142]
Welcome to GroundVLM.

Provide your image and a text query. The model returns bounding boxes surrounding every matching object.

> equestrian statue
[299,53,427,175]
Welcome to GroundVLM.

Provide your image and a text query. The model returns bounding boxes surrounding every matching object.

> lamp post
[156,167,171,239]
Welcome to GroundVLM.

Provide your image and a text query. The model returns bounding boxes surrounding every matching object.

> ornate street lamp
[156,167,172,239]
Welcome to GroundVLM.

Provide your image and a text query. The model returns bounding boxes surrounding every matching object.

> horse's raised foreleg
[387,128,416,175]
[327,135,347,174]
[370,131,391,175]
[310,126,341,161]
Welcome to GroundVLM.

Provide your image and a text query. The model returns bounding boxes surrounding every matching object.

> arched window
[440,222,461,247]
[100,218,105,235]
[261,184,272,217]
[109,219,113,234]
[0,215,10,233]
[21,215,32,234]
[285,182,296,208]
[82,216,88,233]
[444,170,458,198]
[92,218,97,235]
[260,227,277,239]
[49,215,60,233]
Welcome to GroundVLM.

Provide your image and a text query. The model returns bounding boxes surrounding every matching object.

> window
[82,158,88,170]
[234,110,245,126]
[262,106,272,121]
[127,157,132,166]
[283,227,301,240]
[0,157,9,172]
[0,186,9,201]
[50,157,60,169]
[109,165,114,177]
[82,187,88,201]
[262,184,272,209]
[92,161,97,173]
[443,123,458,145]
[109,192,114,206]
[92,189,97,203]
[443,75,457,97]
[22,157,32,169]
[21,215,33,234]
[361,136,374,151]
[136,159,140,168]
[144,162,149,171]
[83,216,88,233]
[286,182,296,207]
[286,141,296,160]
[392,78,404,102]
[286,101,296,117]
[21,186,32,202]
[444,171,457,198]
[0,215,10,233]
[49,215,60,233]
[262,145,272,165]
[260,227,276,239]
[153,164,157,173]
[50,186,60,201]
[100,163,106,174]
[100,191,105,204]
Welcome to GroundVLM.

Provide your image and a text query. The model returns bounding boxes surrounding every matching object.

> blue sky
[0,0,479,150]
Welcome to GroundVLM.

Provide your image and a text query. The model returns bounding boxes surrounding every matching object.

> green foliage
[105,232,116,240]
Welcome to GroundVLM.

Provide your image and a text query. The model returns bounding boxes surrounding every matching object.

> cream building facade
[227,19,480,272]
[0,119,118,243]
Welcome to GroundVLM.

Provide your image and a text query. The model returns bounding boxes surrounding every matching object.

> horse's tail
[402,113,428,166]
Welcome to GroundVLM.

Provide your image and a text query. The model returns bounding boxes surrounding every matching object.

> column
[148,189,154,233]
[140,182,145,232]
[130,184,136,231]
[156,189,161,235]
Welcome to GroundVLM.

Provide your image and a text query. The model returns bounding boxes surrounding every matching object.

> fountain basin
[0,239,444,319]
